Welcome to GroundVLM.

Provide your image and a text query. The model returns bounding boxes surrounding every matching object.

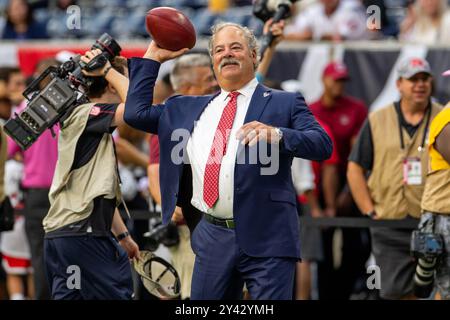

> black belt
[204,214,235,229]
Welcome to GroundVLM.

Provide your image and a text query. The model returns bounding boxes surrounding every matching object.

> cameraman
[419,100,450,299]
[43,50,140,300]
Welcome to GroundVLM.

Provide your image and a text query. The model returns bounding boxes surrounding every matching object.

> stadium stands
[0,0,268,39]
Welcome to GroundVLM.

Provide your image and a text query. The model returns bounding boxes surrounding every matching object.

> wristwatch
[103,65,113,77]
[117,231,130,241]
[274,127,283,143]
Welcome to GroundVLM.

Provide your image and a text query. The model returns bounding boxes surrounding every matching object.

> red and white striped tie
[203,91,240,208]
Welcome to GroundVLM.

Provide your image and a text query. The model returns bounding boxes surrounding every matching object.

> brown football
[146,7,196,51]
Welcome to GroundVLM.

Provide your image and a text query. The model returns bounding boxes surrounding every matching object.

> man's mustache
[219,58,241,72]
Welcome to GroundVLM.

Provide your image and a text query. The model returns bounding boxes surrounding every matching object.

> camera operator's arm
[81,49,129,127]
[111,208,140,260]
[81,49,129,102]
[258,19,285,78]
[115,137,149,168]
[105,70,128,104]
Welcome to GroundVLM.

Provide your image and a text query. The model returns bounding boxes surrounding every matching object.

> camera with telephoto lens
[253,0,298,22]
[3,33,121,150]
[411,230,444,298]
[253,0,298,59]
[144,218,180,252]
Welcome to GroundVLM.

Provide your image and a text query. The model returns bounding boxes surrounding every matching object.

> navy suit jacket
[124,58,332,259]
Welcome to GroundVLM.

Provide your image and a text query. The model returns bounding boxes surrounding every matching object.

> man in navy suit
[124,22,332,300]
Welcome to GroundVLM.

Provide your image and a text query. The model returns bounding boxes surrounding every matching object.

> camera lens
[93,33,122,59]
[413,257,437,298]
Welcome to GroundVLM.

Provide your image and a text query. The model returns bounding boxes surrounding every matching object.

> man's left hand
[236,121,281,146]
[119,236,141,260]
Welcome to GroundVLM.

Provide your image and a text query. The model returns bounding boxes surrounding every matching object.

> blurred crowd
[2,0,450,43]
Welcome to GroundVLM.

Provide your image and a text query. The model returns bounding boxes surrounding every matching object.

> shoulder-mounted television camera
[3,33,121,150]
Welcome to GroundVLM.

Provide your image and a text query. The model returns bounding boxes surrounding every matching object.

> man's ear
[252,49,258,61]
[183,83,195,95]
[251,49,258,70]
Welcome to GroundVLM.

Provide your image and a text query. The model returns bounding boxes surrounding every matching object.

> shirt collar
[219,77,259,101]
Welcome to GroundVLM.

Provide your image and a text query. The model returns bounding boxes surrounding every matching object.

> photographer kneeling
[43,49,140,300]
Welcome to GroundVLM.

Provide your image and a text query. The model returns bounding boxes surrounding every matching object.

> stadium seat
[128,0,159,9]
[158,0,207,9]
[46,12,71,38]
[246,16,264,36]
[218,6,253,26]
[82,9,116,38]
[94,0,126,8]
[0,0,7,12]
[34,8,50,25]
[191,8,218,35]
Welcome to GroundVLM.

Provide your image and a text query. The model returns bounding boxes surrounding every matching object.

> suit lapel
[243,84,272,124]
[236,84,272,159]
[185,92,220,133]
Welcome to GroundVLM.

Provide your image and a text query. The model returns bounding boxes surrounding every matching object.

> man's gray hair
[170,53,212,91]
[208,22,260,70]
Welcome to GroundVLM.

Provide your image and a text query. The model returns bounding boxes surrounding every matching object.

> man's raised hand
[144,40,189,63]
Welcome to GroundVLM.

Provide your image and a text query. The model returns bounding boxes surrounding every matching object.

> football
[145,7,196,51]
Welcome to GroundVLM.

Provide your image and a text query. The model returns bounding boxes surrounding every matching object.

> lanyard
[396,101,432,152]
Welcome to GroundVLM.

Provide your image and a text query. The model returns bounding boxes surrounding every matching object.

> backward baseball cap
[397,57,432,79]
[133,250,181,299]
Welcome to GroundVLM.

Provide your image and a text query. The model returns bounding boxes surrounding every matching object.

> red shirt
[310,95,367,173]
[312,121,340,194]
[149,134,160,165]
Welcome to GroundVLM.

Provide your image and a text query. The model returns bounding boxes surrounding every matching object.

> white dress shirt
[187,78,259,219]
[291,158,315,195]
